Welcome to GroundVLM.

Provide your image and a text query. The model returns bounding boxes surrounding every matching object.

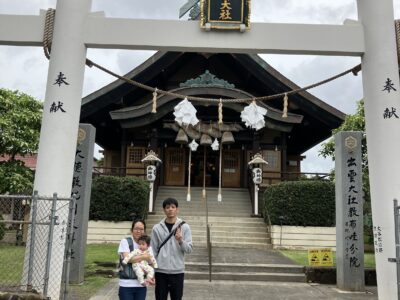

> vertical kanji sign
[335,131,364,291]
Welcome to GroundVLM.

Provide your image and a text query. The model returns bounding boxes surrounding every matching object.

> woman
[118,219,153,300]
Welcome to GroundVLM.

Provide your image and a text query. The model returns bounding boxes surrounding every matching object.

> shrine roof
[81,51,346,154]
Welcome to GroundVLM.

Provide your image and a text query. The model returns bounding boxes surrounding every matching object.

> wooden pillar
[252,132,260,154]
[121,129,127,176]
[150,128,158,150]
[281,132,287,181]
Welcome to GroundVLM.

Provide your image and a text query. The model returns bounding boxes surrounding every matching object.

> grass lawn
[0,245,25,285]
[69,243,118,300]
[279,250,376,268]
[0,243,119,300]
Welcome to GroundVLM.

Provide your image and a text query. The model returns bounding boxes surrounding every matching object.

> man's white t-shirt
[118,238,142,288]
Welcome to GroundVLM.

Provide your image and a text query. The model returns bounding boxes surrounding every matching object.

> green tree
[0,89,42,194]
[319,100,372,242]
[319,100,368,200]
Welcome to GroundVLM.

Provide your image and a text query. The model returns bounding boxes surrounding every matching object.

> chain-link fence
[0,192,76,300]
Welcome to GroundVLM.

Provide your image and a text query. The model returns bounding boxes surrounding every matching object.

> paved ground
[90,278,377,300]
[186,247,296,264]
[90,247,377,299]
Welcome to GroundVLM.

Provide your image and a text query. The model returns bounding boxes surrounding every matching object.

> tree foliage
[319,100,369,201]
[319,100,372,241]
[0,160,35,194]
[0,89,42,158]
[0,89,42,194]
[319,100,367,168]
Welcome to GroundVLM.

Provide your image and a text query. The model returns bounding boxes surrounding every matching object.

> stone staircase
[146,186,271,249]
[146,186,306,283]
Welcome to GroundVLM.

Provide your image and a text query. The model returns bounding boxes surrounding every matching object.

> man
[151,198,193,300]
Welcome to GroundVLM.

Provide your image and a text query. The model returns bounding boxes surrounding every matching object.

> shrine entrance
[221,149,241,188]
[164,148,186,186]
[163,147,242,188]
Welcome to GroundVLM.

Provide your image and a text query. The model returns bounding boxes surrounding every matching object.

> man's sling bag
[157,221,186,253]
[118,237,137,279]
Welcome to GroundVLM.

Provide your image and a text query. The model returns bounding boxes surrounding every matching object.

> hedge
[263,180,335,227]
[89,176,149,222]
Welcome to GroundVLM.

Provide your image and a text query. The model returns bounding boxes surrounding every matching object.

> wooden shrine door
[165,148,186,186]
[222,149,241,187]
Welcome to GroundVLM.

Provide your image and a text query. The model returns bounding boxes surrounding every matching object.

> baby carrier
[118,237,137,279]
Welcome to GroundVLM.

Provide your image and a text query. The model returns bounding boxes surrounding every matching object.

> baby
[122,235,158,286]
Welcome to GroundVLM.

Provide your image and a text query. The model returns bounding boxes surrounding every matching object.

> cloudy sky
[1,0,399,173]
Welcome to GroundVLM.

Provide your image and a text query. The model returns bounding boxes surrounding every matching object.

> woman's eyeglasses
[133,228,144,231]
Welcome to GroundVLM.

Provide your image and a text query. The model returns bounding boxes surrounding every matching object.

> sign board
[200,0,251,30]
[308,248,333,266]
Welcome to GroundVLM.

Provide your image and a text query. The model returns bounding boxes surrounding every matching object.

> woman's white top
[118,238,142,288]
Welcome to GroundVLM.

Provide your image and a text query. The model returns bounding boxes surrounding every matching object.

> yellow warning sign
[308,249,320,266]
[308,248,333,266]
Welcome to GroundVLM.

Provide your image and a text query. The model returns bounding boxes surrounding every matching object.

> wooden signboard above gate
[200,0,251,30]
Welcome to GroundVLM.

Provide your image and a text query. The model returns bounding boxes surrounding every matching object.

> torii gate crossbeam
[0,13,364,55]
[0,1,399,299]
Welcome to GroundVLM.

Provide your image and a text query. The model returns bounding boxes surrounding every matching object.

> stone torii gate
[1,0,399,299]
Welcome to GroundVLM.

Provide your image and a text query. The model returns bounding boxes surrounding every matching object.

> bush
[0,160,34,194]
[0,215,5,241]
[263,181,335,227]
[90,176,149,221]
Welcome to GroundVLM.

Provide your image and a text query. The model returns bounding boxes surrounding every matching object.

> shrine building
[80,51,345,188]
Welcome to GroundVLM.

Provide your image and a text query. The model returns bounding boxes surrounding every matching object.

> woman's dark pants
[118,286,147,300]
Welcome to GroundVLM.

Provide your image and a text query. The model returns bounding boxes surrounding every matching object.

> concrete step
[146,215,266,223]
[152,186,271,250]
[185,262,304,274]
[185,271,306,282]
[210,236,269,244]
[211,242,272,249]
[154,197,252,203]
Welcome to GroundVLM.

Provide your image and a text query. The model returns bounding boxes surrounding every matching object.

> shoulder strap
[126,237,134,252]
[157,221,186,253]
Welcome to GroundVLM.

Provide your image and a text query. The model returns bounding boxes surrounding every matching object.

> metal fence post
[27,191,39,291]
[63,194,76,300]
[392,199,400,299]
[43,193,58,298]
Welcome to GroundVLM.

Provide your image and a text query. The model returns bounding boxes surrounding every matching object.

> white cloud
[1,0,399,166]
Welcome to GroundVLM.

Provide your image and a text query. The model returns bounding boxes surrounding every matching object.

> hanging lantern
[189,139,199,152]
[240,101,267,130]
[173,97,199,127]
[221,131,235,144]
[211,138,219,151]
[175,129,188,144]
[200,134,212,146]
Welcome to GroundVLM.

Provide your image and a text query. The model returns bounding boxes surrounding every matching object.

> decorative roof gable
[180,70,235,89]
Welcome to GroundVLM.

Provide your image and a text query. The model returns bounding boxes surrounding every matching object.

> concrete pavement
[89,247,378,299]
[90,278,377,300]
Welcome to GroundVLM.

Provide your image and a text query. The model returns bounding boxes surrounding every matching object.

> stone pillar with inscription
[69,124,96,283]
[22,1,92,299]
[357,1,400,298]
[335,131,364,291]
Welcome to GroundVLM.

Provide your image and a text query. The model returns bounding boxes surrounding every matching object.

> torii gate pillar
[27,0,92,298]
[357,1,400,299]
